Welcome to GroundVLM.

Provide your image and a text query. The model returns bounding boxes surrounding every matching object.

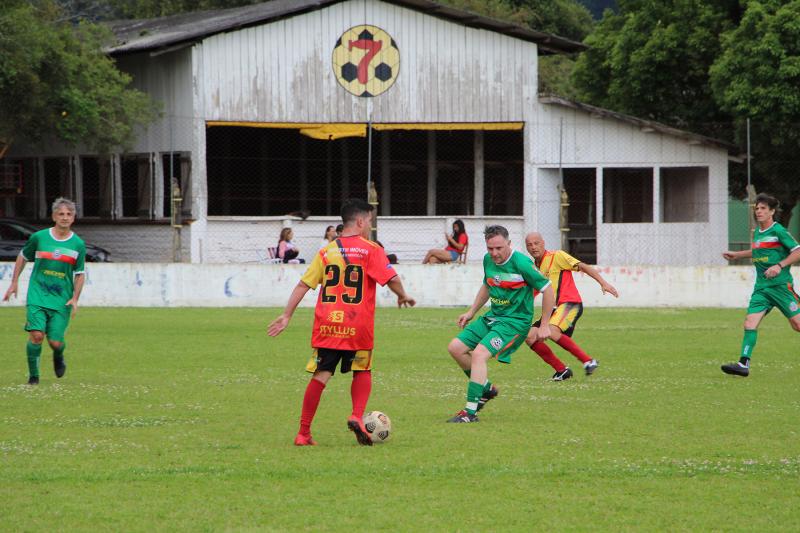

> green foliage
[710,1,800,209]
[441,0,594,41]
[2,307,800,530]
[106,0,261,19]
[0,1,158,154]
[573,0,734,136]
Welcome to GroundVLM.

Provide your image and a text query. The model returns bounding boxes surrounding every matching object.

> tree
[710,0,800,220]
[0,0,158,156]
[571,0,800,222]
[572,0,738,137]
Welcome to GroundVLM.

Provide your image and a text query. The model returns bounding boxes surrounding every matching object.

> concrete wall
[200,216,524,264]
[2,262,792,309]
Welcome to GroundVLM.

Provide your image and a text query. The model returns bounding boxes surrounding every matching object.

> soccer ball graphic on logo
[362,411,392,443]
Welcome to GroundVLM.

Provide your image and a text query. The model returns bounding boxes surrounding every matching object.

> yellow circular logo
[332,25,399,97]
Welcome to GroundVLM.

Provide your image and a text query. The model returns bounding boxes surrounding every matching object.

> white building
[5,0,736,266]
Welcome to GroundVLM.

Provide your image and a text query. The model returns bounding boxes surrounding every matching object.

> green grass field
[1,307,799,531]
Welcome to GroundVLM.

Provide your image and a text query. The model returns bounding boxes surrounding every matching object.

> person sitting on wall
[277,228,305,264]
[423,219,468,264]
[320,225,336,249]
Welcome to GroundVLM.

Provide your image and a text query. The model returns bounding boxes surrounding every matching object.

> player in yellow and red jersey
[524,232,618,381]
[268,199,415,446]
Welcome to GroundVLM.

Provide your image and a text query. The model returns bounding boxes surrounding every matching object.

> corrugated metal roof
[539,95,739,154]
[106,0,586,56]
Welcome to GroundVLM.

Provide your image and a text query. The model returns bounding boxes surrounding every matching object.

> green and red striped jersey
[21,228,86,310]
[483,250,550,325]
[752,222,799,288]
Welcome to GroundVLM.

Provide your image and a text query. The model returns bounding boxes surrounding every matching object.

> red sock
[350,370,372,419]
[299,378,326,437]
[556,335,592,364]
[531,341,567,372]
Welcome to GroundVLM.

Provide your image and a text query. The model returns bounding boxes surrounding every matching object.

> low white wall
[2,261,794,309]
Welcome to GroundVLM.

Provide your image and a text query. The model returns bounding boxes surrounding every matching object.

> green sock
[466,381,484,415]
[483,380,493,394]
[740,329,757,361]
[53,342,66,361]
[463,369,471,379]
[27,341,42,378]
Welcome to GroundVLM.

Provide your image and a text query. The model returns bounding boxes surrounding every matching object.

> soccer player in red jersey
[525,232,618,381]
[268,199,415,446]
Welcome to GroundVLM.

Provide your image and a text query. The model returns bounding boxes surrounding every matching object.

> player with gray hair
[3,197,86,384]
[446,225,555,422]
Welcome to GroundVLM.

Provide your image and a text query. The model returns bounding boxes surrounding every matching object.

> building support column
[426,131,437,216]
[473,131,484,216]
[72,156,84,218]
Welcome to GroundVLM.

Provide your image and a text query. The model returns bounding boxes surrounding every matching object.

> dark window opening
[206,126,523,217]
[563,168,596,264]
[660,167,709,222]
[81,157,101,217]
[43,158,71,208]
[603,168,653,223]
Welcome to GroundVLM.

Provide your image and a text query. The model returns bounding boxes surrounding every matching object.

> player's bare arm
[2,255,27,302]
[268,281,312,337]
[765,247,800,279]
[536,284,555,341]
[458,284,489,328]
[386,276,416,308]
[578,263,619,297]
[65,273,86,317]
[723,249,752,261]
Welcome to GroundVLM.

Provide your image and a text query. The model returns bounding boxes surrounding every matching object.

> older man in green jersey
[3,198,86,385]
[446,225,555,422]
[721,193,800,376]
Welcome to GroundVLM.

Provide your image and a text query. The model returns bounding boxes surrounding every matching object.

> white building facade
[5,0,734,266]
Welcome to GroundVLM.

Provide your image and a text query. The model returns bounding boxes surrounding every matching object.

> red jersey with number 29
[301,235,397,350]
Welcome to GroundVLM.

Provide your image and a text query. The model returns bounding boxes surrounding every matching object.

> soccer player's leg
[447,321,493,421]
[527,318,570,379]
[723,291,769,377]
[295,349,337,446]
[549,303,598,375]
[773,283,800,332]
[24,306,48,385]
[46,307,71,379]
[345,350,373,446]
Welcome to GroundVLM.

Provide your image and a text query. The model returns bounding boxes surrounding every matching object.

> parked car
[0,218,111,262]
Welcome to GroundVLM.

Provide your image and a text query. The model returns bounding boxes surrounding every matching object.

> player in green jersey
[446,225,555,422]
[721,193,800,376]
[3,198,86,385]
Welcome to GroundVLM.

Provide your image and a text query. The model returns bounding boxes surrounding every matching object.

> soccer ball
[362,411,391,444]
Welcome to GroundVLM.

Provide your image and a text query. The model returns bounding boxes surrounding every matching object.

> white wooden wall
[196,0,537,123]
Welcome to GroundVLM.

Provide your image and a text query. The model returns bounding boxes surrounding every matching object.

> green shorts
[456,315,530,364]
[747,283,800,318]
[25,304,71,342]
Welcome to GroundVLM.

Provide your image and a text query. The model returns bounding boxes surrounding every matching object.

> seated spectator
[422,219,468,264]
[277,227,305,264]
[320,225,337,249]
[335,224,344,237]
[376,240,399,265]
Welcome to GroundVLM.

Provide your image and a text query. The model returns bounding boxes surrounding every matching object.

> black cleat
[447,410,479,423]
[54,356,66,378]
[721,362,749,377]
[552,367,573,381]
[476,385,499,412]
[583,359,599,375]
[27,376,39,385]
